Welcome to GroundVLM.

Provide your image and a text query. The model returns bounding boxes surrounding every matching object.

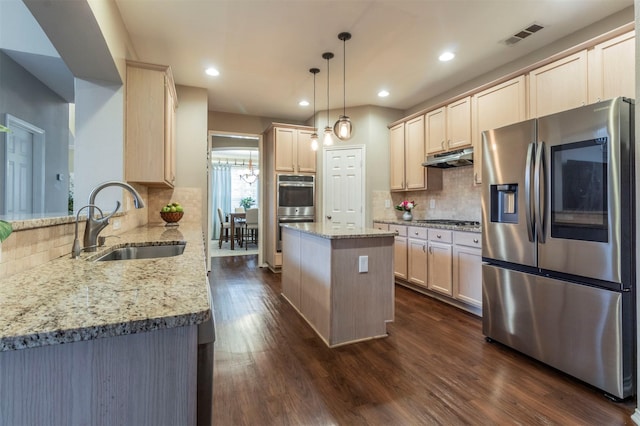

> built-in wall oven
[277,174,315,251]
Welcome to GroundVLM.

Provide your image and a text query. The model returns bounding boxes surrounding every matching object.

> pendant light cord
[342,38,346,116]
[326,56,330,127]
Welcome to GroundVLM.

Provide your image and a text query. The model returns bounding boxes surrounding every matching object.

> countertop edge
[282,223,396,239]
[373,219,482,233]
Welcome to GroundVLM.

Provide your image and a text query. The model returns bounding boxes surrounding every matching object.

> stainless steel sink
[94,243,186,261]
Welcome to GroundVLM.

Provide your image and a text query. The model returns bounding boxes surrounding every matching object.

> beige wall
[208,111,304,135]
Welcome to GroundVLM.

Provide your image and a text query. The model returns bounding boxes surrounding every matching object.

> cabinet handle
[394,230,399,235]
[414,231,419,235]
[429,246,433,254]
[474,172,478,184]
[437,234,442,239]
[326,215,332,220]
[422,244,426,252]
[473,238,479,243]
[441,140,445,150]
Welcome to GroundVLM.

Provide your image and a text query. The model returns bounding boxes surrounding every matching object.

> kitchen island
[281,223,396,347]
[0,223,212,425]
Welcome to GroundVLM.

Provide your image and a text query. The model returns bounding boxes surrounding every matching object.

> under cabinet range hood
[422,148,473,168]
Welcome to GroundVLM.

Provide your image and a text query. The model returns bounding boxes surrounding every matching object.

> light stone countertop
[282,222,396,239]
[0,223,211,352]
[373,219,482,233]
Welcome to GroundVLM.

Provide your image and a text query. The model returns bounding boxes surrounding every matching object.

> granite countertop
[282,222,396,239]
[374,219,482,233]
[0,223,211,352]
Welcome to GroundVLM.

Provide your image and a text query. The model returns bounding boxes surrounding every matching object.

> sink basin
[95,243,186,261]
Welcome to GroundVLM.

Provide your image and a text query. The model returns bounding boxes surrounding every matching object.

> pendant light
[322,52,334,146]
[309,67,320,151]
[333,32,353,140]
[239,151,259,185]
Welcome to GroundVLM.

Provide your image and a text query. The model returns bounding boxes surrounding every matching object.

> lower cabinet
[453,231,482,308]
[389,224,408,280]
[407,226,427,287]
[374,221,482,313]
[427,229,453,296]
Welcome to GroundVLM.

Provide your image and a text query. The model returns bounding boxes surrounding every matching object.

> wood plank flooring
[210,255,636,425]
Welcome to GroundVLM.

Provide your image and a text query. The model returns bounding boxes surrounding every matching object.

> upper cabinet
[587,30,635,104]
[390,119,442,192]
[471,76,527,185]
[125,60,178,188]
[273,127,316,173]
[529,51,588,118]
[426,97,471,154]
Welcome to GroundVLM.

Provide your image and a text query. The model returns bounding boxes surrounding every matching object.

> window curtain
[211,163,232,240]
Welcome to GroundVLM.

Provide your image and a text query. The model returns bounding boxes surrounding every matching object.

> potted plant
[395,200,416,221]
[240,196,256,210]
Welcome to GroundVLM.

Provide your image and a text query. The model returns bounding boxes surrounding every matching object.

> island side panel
[298,231,332,344]
[329,236,395,346]
[0,325,197,425]
[281,226,302,309]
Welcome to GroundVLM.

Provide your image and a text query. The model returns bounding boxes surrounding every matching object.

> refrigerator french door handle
[534,141,546,243]
[524,142,535,242]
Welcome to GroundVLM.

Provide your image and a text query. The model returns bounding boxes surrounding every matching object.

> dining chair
[217,208,231,248]
[242,208,259,250]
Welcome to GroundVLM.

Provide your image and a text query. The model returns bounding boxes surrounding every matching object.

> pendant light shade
[322,52,334,146]
[333,32,353,141]
[309,67,320,151]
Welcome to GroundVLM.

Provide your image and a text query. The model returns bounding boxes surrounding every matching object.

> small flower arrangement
[395,200,416,212]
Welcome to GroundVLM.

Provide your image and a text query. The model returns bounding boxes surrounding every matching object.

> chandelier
[239,152,259,185]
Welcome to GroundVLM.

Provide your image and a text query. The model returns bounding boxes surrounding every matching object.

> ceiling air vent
[504,23,544,46]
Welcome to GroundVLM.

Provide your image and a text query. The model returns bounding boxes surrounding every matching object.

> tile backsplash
[373,166,481,222]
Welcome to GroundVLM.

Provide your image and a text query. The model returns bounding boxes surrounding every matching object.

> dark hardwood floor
[210,255,636,425]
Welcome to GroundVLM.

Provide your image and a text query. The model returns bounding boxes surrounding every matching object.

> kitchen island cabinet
[0,224,212,425]
[281,223,395,347]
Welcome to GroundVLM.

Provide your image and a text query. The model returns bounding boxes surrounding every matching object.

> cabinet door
[453,245,482,307]
[426,107,446,154]
[446,97,471,150]
[393,235,408,280]
[389,123,406,191]
[471,76,527,185]
[164,79,177,186]
[529,50,588,118]
[275,127,296,172]
[588,31,635,104]
[408,237,427,287]
[296,129,316,173]
[405,116,426,190]
[428,242,452,296]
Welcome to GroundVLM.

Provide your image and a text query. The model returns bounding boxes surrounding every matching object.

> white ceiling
[114,0,634,122]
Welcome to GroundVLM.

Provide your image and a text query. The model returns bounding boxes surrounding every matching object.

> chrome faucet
[82,181,146,252]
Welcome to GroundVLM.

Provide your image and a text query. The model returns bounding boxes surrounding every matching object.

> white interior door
[323,146,364,228]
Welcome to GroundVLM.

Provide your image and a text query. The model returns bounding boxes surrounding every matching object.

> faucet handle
[101,201,122,222]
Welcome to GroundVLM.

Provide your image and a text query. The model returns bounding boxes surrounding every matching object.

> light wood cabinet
[125,60,178,187]
[471,76,527,185]
[426,97,471,154]
[588,30,635,104]
[453,231,482,308]
[427,229,453,296]
[529,50,588,118]
[274,127,316,173]
[263,123,315,271]
[390,120,442,192]
[389,224,407,280]
[407,226,427,287]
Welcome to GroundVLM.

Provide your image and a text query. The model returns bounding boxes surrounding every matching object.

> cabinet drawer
[373,222,389,231]
[454,231,482,248]
[407,226,428,240]
[428,229,453,243]
[389,224,407,237]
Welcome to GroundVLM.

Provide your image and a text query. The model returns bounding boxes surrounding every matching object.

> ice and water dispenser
[490,184,518,223]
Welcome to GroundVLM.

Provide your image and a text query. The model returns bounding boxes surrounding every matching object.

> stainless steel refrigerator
[481,97,635,400]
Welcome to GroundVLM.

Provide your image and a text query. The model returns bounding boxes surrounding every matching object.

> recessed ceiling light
[439,52,455,62]
[378,90,390,98]
[299,100,310,107]
[205,67,220,76]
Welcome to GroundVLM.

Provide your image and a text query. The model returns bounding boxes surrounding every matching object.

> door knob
[326,215,332,220]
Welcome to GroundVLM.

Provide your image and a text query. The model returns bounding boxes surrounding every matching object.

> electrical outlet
[358,255,368,273]
[430,199,436,209]
[112,219,121,230]
[385,199,391,208]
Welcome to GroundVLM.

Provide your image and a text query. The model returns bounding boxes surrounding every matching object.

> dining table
[228,212,246,250]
